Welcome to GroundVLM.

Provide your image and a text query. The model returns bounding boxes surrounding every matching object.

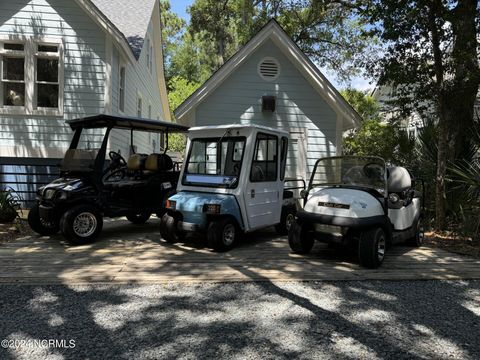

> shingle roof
[90,0,156,59]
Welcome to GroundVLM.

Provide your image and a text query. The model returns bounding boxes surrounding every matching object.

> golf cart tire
[60,204,103,245]
[207,217,237,252]
[126,212,151,224]
[275,207,296,235]
[406,217,424,247]
[28,204,59,236]
[358,227,386,269]
[160,213,183,243]
[288,221,314,254]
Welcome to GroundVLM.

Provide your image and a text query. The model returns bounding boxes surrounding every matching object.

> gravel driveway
[1,280,479,359]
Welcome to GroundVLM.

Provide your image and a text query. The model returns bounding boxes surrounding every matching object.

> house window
[137,95,142,117]
[146,37,154,74]
[149,43,153,73]
[1,42,25,107]
[119,66,125,112]
[36,43,60,108]
[0,38,63,115]
[148,104,152,119]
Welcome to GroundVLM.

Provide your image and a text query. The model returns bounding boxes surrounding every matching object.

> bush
[0,187,21,223]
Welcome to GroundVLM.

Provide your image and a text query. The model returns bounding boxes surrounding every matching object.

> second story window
[36,44,60,108]
[0,38,63,115]
[1,43,25,107]
[119,66,125,112]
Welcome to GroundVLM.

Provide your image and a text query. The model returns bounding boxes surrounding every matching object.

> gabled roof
[90,0,156,59]
[174,19,362,130]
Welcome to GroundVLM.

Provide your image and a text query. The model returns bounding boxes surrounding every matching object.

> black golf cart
[28,114,188,244]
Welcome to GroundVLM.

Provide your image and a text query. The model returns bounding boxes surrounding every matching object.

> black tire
[60,204,103,245]
[358,227,386,269]
[288,220,314,254]
[27,204,59,236]
[275,207,296,235]
[207,218,237,252]
[126,212,151,224]
[160,213,183,243]
[407,217,424,247]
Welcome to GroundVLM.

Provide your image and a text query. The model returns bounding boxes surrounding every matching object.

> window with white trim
[0,38,63,115]
[148,104,151,119]
[36,43,60,108]
[1,42,25,108]
[119,65,126,112]
[137,94,142,117]
[146,37,154,74]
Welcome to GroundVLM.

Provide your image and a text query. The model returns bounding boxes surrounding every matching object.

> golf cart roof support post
[130,129,135,154]
[70,128,82,149]
[164,129,169,154]
[94,126,112,182]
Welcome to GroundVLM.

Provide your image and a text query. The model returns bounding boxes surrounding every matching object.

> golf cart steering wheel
[363,162,385,179]
[108,151,126,169]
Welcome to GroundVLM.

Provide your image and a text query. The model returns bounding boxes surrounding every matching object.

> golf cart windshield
[61,128,107,173]
[183,137,246,188]
[310,156,387,195]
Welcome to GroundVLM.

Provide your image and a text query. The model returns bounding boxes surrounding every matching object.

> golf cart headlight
[55,190,68,201]
[203,203,221,214]
[389,193,400,203]
[43,189,56,200]
[166,200,176,210]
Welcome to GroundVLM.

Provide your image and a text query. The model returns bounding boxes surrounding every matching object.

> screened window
[119,66,125,112]
[1,42,25,107]
[250,133,278,182]
[148,104,152,119]
[36,43,59,108]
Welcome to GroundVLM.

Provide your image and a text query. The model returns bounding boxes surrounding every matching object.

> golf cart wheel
[126,212,151,224]
[288,220,314,254]
[358,227,386,269]
[27,204,59,236]
[407,217,424,247]
[160,213,183,243]
[60,204,103,245]
[207,218,237,252]
[275,207,296,235]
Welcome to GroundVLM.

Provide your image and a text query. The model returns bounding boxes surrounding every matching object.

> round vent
[258,57,280,81]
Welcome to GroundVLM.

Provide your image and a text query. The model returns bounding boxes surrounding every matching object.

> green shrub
[0,187,21,223]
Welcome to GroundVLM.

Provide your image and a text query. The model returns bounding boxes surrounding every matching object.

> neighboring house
[372,85,480,138]
[175,20,361,182]
[0,0,170,204]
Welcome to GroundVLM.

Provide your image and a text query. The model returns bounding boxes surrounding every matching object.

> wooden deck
[1,218,479,285]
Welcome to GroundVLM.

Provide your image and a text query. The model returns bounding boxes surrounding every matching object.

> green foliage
[343,119,416,165]
[167,76,201,113]
[0,187,21,223]
[340,89,380,121]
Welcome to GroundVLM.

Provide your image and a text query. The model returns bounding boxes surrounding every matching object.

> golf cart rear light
[389,193,400,203]
[166,200,176,210]
[203,203,221,214]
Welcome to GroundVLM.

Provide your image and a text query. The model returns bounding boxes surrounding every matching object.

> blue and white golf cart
[160,124,296,251]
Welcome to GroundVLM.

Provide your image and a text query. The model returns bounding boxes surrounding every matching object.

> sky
[168,0,374,92]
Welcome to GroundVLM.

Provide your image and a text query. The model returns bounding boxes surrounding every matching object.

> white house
[174,20,361,182]
[0,0,170,203]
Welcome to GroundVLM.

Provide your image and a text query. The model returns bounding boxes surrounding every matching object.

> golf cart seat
[145,153,174,172]
[387,166,411,193]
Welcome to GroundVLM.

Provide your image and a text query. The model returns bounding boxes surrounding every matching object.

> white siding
[0,0,107,157]
[194,42,339,180]
[109,21,164,156]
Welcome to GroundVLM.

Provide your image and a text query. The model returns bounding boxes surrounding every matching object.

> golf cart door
[243,132,284,231]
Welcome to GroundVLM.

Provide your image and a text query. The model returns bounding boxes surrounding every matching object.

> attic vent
[258,57,280,81]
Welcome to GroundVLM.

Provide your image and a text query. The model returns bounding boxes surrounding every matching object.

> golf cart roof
[189,124,289,136]
[66,114,189,133]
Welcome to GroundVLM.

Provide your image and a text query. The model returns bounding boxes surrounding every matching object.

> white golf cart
[160,124,298,251]
[289,156,424,268]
